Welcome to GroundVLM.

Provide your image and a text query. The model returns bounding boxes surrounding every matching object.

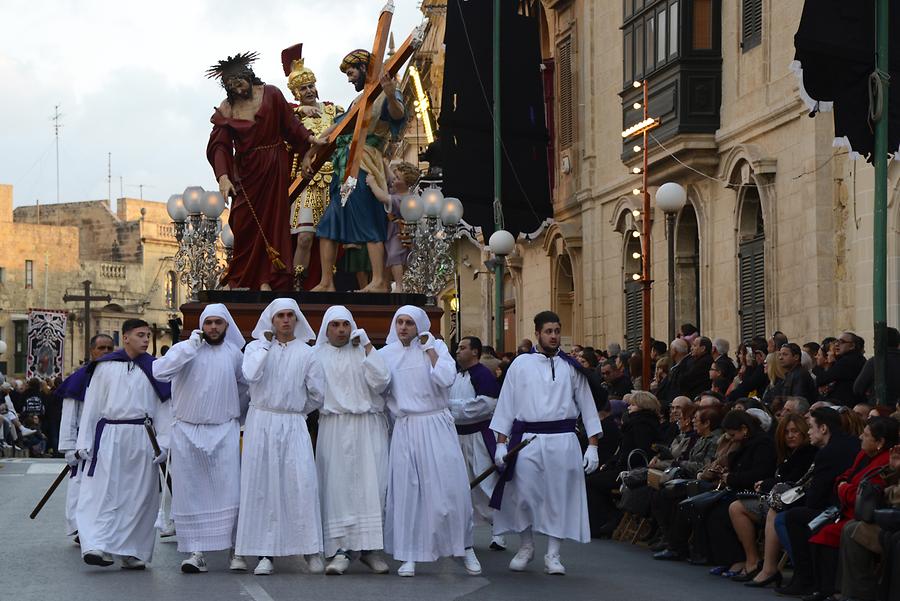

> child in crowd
[20,414,47,456]
[367,161,419,293]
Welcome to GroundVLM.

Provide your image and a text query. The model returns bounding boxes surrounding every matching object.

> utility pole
[873,0,889,405]
[63,280,111,364]
[492,0,505,353]
[51,105,62,203]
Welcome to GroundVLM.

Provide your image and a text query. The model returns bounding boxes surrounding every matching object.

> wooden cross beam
[63,279,111,364]
[288,17,426,202]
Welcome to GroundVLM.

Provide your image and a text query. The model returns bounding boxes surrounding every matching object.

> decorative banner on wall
[26,309,68,380]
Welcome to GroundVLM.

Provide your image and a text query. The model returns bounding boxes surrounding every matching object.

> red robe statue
[207,85,312,291]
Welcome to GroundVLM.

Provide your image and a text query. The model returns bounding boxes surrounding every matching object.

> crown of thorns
[205,51,260,79]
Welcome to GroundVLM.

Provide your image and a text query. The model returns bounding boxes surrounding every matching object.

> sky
[0,0,424,208]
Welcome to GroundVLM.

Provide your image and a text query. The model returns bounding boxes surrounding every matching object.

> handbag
[679,488,732,514]
[874,508,900,532]
[767,463,816,512]
[807,505,840,534]
[855,466,888,524]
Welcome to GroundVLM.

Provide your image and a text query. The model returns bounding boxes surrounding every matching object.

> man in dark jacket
[853,327,900,406]
[601,359,632,400]
[712,338,737,384]
[775,407,861,596]
[780,342,818,403]
[664,339,690,404]
[818,331,867,406]
[726,340,769,402]
[680,337,714,400]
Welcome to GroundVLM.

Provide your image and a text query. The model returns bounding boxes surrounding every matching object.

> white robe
[448,371,498,525]
[152,339,247,553]
[58,394,83,535]
[75,361,170,562]
[235,337,325,557]
[489,352,602,542]
[316,343,391,556]
[379,339,473,562]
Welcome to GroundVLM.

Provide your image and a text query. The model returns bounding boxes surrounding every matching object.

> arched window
[738,187,765,341]
[165,271,178,310]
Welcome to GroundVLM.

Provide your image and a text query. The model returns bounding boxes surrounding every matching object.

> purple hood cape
[86,349,171,402]
[464,361,501,399]
[56,364,92,402]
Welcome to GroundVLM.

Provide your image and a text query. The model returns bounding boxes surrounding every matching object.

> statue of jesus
[206,51,320,291]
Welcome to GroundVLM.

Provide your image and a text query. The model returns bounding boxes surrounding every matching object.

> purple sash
[488,418,577,510]
[86,417,147,477]
[455,419,498,465]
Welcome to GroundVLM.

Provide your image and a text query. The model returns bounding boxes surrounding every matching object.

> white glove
[494,442,508,469]
[64,450,79,467]
[152,448,168,465]
[189,329,203,348]
[76,449,92,462]
[418,332,436,351]
[583,445,599,475]
[351,328,371,348]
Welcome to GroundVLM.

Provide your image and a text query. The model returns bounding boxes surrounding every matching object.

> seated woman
[650,406,724,553]
[725,412,816,582]
[800,417,898,600]
[651,402,698,471]
[586,391,662,537]
[837,443,900,601]
[702,410,777,575]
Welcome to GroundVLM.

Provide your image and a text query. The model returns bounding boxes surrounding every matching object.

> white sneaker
[120,556,146,570]
[159,522,176,538]
[464,547,482,576]
[229,553,248,572]
[82,550,114,567]
[326,553,350,575]
[490,535,507,550]
[544,552,566,575]
[181,552,208,573]
[254,557,274,575]
[397,561,415,577]
[509,545,535,572]
[305,553,325,574]
[359,551,390,574]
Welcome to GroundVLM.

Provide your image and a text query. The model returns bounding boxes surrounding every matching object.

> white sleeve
[234,350,250,424]
[430,341,456,388]
[573,367,603,439]
[151,340,199,382]
[362,348,391,394]
[303,355,325,415]
[242,340,271,383]
[458,394,499,421]
[489,366,517,437]
[76,368,109,451]
[153,398,174,451]
[58,398,82,451]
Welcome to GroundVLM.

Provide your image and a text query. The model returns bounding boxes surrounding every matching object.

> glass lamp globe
[656,182,687,214]
[182,186,205,214]
[202,191,226,219]
[400,193,425,222]
[440,197,463,226]
[220,223,234,248]
[489,229,516,256]
[421,186,444,218]
[166,194,188,222]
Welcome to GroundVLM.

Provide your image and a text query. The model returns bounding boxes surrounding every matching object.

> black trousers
[585,465,621,536]
[782,506,820,586]
[812,543,839,596]
[706,500,743,566]
[880,530,900,601]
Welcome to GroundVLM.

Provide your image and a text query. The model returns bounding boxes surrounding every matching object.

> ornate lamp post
[488,229,515,351]
[166,186,228,301]
[656,182,687,343]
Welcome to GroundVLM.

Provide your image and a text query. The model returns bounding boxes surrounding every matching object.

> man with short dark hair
[853,326,900,406]
[600,359,632,400]
[780,342,818,403]
[517,339,533,355]
[450,336,505,551]
[818,331,866,406]
[490,311,601,575]
[679,336,714,400]
[56,333,115,541]
[75,319,172,570]
[768,330,789,354]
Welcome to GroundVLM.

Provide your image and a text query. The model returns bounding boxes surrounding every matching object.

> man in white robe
[75,319,172,570]
[379,305,481,577]
[490,310,602,575]
[236,298,325,576]
[57,333,115,541]
[152,303,248,573]
[449,335,506,551]
[314,305,391,575]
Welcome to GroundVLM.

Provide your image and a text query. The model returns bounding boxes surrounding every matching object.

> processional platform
[180,290,443,346]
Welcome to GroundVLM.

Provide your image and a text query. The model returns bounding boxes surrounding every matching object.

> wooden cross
[288,6,426,202]
[63,279,111,364]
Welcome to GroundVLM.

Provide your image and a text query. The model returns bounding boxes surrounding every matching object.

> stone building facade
[0,184,197,377]
[460,0,900,352]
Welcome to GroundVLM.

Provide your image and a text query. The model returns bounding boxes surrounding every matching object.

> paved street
[3,458,783,601]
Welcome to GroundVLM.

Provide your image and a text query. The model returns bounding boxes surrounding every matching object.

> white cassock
[489,351,602,542]
[75,355,171,562]
[448,363,500,525]
[152,303,248,553]
[314,305,391,556]
[235,298,325,557]
[379,305,473,562]
[58,367,89,535]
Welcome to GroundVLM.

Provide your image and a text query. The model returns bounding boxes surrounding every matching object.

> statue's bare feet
[260,283,272,291]
[358,280,390,293]
[220,283,231,291]
[310,282,336,292]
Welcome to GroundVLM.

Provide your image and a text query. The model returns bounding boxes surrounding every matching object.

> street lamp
[166,186,227,301]
[488,229,515,352]
[656,182,688,342]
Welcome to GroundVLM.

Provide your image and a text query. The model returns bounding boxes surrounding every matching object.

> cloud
[0,0,424,206]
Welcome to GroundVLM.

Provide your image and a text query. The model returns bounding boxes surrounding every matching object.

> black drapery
[438,0,553,238]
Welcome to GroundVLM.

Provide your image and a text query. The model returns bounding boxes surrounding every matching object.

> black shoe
[649,539,669,552]
[687,555,709,565]
[800,593,830,601]
[775,577,814,597]
[744,571,783,588]
[652,549,682,561]
[731,561,763,582]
